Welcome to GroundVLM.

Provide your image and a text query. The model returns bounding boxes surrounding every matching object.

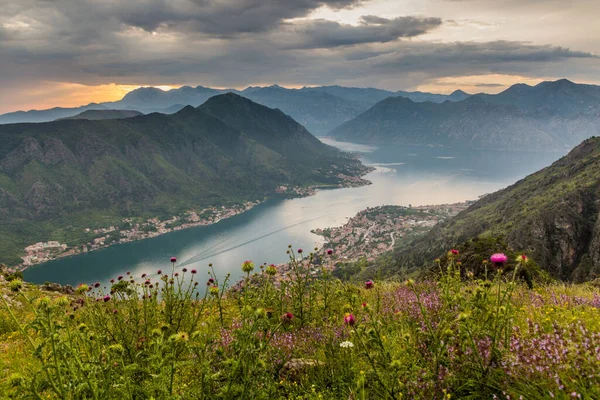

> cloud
[282,16,442,48]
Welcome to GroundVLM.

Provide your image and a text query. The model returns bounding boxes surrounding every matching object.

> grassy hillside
[1,252,599,398]
[379,137,600,282]
[0,94,368,265]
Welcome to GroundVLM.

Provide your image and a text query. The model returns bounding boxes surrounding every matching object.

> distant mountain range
[0,84,471,134]
[331,79,600,150]
[377,136,600,281]
[56,109,144,121]
[0,93,368,265]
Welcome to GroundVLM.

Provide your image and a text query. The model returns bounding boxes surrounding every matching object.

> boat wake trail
[178,215,325,267]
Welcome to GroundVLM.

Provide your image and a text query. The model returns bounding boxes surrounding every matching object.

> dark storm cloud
[284,16,442,48]
[0,0,598,104]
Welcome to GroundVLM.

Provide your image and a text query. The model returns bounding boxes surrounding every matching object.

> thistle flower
[241,260,254,273]
[297,248,303,254]
[94,282,100,288]
[266,264,277,276]
[157,270,162,275]
[141,273,147,278]
[281,312,294,324]
[110,279,115,283]
[182,268,187,273]
[340,341,354,348]
[490,253,508,265]
[450,249,459,255]
[344,313,356,326]
[327,249,333,255]
[365,280,374,289]
[117,275,123,281]
[170,257,177,263]
[191,269,197,274]
[126,271,130,275]
[103,295,111,302]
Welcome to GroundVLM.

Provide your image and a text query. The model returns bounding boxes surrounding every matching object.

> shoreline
[16,171,374,272]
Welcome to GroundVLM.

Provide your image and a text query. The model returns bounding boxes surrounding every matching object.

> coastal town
[18,174,373,270]
[312,201,473,263]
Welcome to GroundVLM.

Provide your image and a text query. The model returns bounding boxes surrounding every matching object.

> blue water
[23,139,565,286]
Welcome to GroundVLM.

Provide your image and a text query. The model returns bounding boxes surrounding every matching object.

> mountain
[241,86,366,135]
[0,103,107,124]
[56,109,144,121]
[0,93,368,265]
[378,136,600,281]
[0,85,470,133]
[331,80,600,150]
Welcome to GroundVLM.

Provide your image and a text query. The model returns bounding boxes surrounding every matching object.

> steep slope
[331,96,561,149]
[331,80,600,150]
[56,109,144,121]
[382,137,600,281]
[241,86,366,135]
[0,94,368,265]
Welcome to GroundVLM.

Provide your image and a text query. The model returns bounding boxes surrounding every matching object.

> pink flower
[450,249,459,255]
[103,295,111,302]
[365,280,374,289]
[170,257,177,263]
[490,253,508,264]
[191,269,197,274]
[327,249,333,255]
[157,270,162,275]
[297,248,303,254]
[344,313,356,326]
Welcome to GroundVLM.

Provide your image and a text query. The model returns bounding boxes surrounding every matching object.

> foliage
[1,250,600,399]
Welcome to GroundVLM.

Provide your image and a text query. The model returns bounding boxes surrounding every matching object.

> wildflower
[339,341,354,348]
[327,249,333,255]
[76,284,89,294]
[103,295,111,302]
[117,275,123,281]
[169,332,189,343]
[344,313,356,326]
[490,253,508,265]
[434,258,441,263]
[182,268,187,272]
[174,273,179,277]
[94,282,100,288]
[170,257,177,263]
[141,273,147,278]
[55,296,69,307]
[405,279,415,286]
[450,249,459,255]
[516,254,528,263]
[157,269,162,275]
[209,286,219,296]
[298,248,303,254]
[281,312,294,324]
[362,302,368,309]
[266,264,277,276]
[365,280,374,289]
[191,269,197,274]
[112,309,118,314]
[207,278,215,286]
[126,271,130,275]
[241,260,254,273]
[110,279,115,283]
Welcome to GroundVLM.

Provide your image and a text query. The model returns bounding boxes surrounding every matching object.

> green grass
[1,251,599,399]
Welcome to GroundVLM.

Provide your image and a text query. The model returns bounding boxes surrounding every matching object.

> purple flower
[182,268,187,273]
[191,269,197,274]
[490,253,508,265]
[297,249,303,254]
[103,295,111,302]
[170,257,177,263]
[327,249,333,255]
[110,279,115,284]
[450,249,459,255]
[281,312,294,324]
[94,282,100,288]
[126,271,130,275]
[365,280,374,290]
[117,276,123,281]
[141,273,147,278]
[344,313,356,326]
[157,270,162,275]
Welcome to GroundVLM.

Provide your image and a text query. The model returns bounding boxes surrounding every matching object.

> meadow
[1,249,599,399]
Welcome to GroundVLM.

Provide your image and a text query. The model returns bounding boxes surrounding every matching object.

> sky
[0,0,599,113]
